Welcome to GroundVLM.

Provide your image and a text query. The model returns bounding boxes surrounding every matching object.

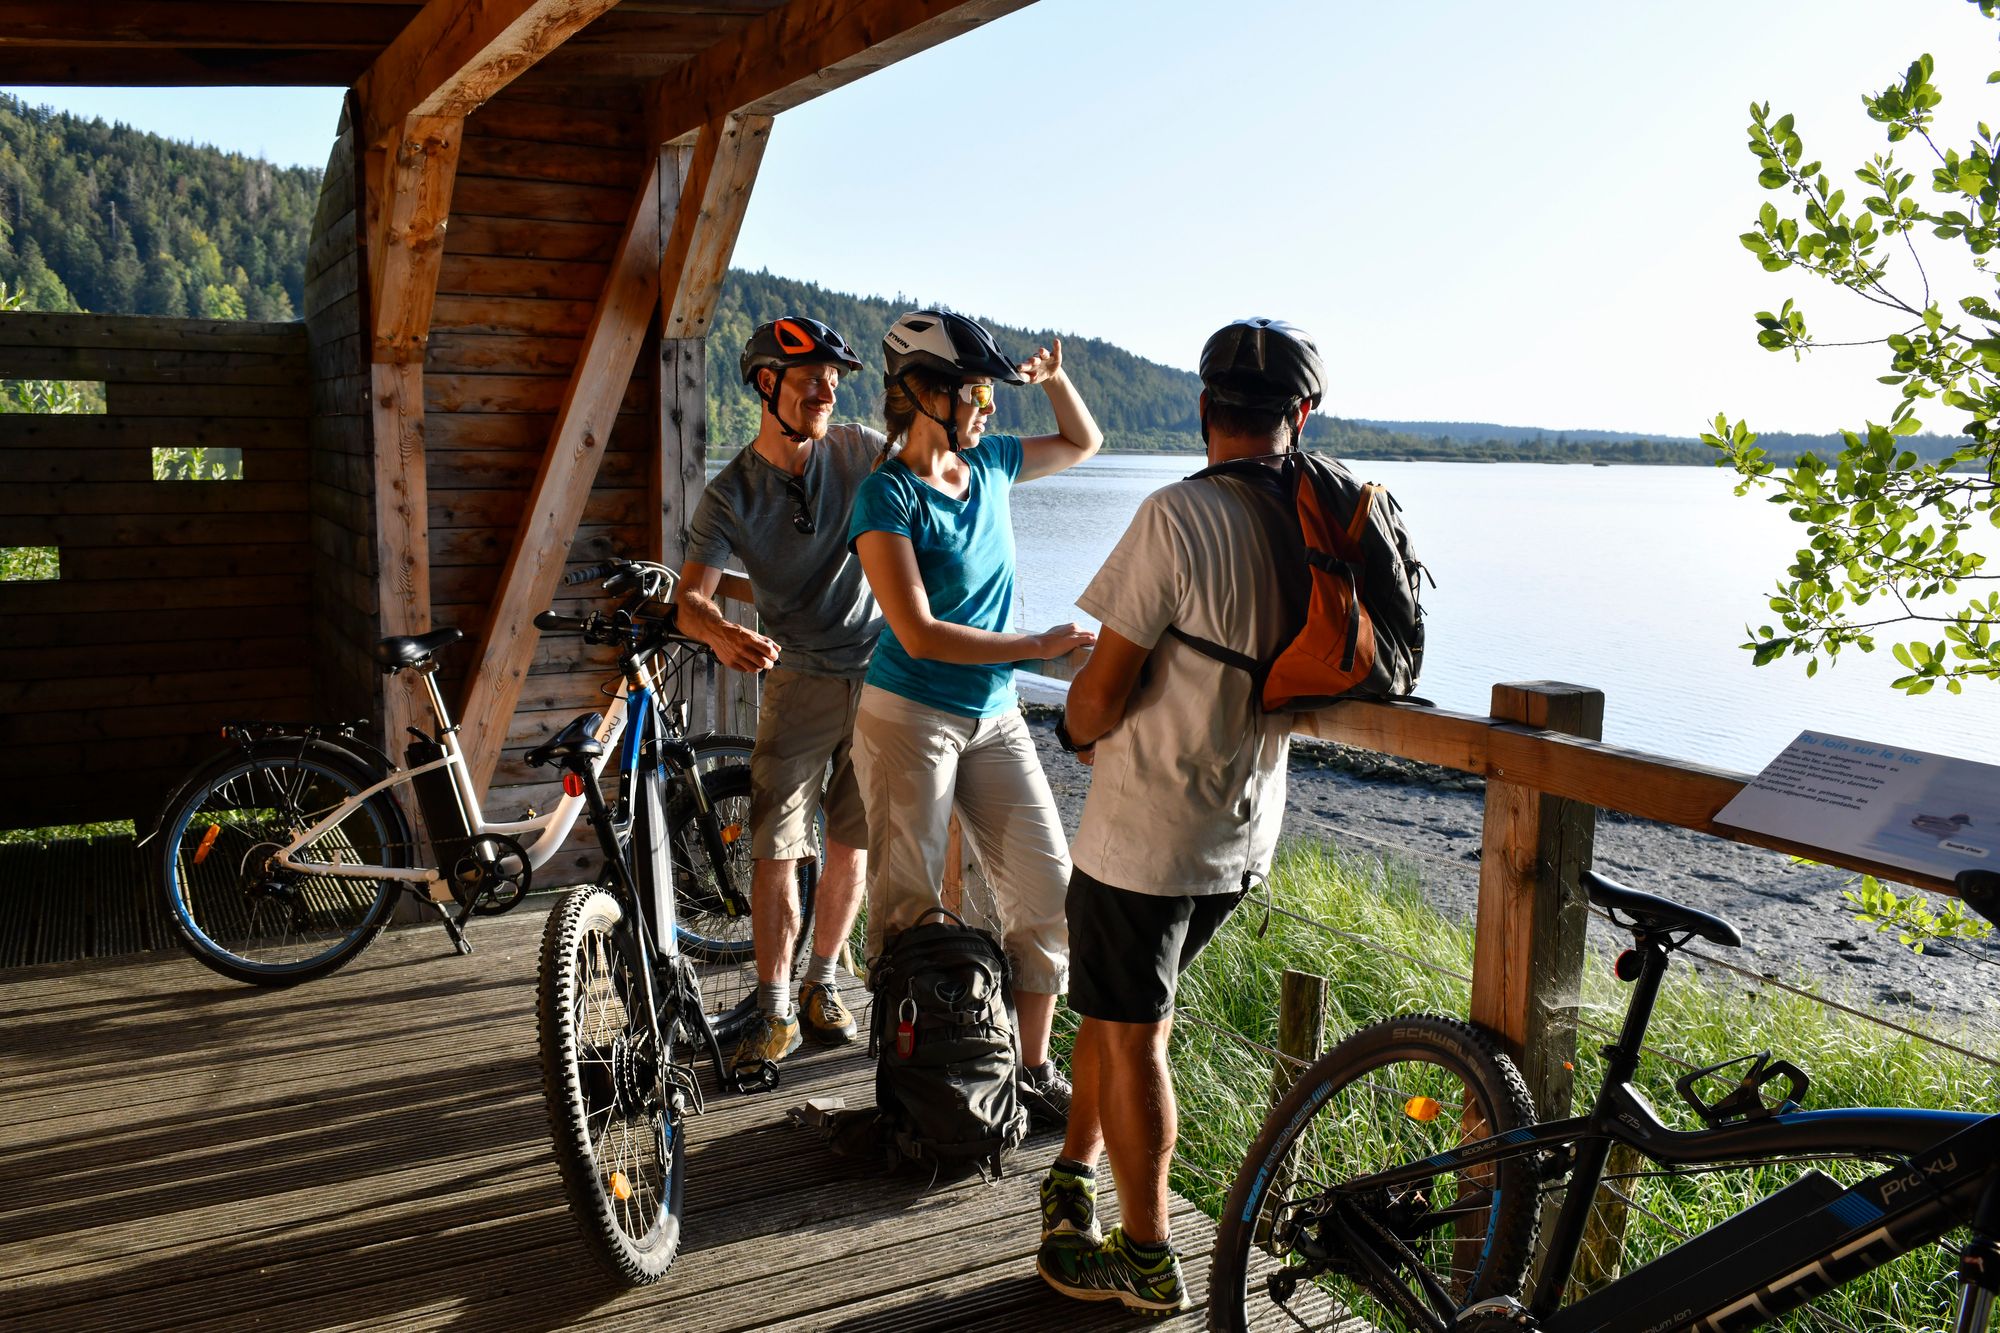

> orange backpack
[1168,451,1428,710]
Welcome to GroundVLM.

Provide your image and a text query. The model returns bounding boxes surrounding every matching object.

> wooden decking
[1,900,1224,1332]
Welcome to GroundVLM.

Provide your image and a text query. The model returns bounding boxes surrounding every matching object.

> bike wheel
[156,739,408,986]
[669,764,818,1040]
[1209,1014,1540,1333]
[537,884,687,1285]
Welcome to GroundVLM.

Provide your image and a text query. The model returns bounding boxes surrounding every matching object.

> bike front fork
[1956,1183,2000,1333]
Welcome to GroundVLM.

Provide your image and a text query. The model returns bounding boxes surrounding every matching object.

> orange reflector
[720,823,743,845]
[192,824,222,865]
[609,1170,632,1201]
[562,772,586,798]
[1404,1095,1442,1123]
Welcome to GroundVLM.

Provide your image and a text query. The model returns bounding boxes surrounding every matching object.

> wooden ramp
[0,901,1227,1332]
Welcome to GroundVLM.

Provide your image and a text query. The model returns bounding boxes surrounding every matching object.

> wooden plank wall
[305,104,377,733]
[426,85,659,874]
[0,313,313,827]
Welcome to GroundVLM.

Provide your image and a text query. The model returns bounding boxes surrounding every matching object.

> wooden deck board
[2,901,1216,1331]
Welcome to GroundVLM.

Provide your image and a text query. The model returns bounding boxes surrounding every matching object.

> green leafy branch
[1843,874,1995,951]
[1705,11,2000,695]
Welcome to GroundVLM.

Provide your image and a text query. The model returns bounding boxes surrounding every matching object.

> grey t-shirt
[685,422,886,678]
[1071,474,1296,896]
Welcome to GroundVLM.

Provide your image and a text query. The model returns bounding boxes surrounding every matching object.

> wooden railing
[1027,650,1957,1119]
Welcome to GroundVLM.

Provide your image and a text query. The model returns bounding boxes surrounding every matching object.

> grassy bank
[1160,841,1999,1331]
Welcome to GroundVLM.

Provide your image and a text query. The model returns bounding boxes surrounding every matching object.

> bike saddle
[526,712,605,769]
[1583,870,1743,948]
[1957,869,2000,928]
[374,627,464,672]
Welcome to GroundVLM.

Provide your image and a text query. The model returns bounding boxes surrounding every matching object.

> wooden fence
[0,312,313,826]
[1025,652,1961,1120]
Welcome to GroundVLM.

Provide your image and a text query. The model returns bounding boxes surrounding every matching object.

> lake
[1006,454,1999,774]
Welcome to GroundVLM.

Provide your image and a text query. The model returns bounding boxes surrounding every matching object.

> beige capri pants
[850,684,1071,996]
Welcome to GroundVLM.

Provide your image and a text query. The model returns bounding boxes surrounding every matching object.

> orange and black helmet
[739,316,864,386]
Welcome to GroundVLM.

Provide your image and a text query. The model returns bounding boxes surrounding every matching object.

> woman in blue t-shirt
[847,308,1102,1125]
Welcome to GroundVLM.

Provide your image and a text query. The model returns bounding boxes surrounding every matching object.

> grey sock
[801,950,840,988]
[757,981,794,1019]
[1024,1061,1053,1085]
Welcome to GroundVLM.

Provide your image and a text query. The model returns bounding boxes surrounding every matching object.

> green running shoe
[1039,1160,1103,1246]
[1036,1224,1192,1318]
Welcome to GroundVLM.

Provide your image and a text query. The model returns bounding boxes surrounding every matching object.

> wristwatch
[1054,713,1084,754]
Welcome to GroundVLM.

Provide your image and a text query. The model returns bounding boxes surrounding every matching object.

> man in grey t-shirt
[675,316,883,1082]
[1034,320,1327,1318]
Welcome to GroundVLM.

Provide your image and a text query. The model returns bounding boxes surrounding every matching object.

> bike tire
[1209,1013,1540,1333]
[155,738,409,987]
[670,763,818,961]
[537,884,687,1285]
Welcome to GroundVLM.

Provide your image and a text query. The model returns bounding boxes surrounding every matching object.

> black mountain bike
[1211,867,2000,1333]
[531,589,754,1286]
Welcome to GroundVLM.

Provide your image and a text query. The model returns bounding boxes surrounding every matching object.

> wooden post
[1469,681,1604,1119]
[1272,969,1327,1103]
[1252,969,1325,1247]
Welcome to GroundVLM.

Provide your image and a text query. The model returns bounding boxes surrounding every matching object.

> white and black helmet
[883,309,1025,386]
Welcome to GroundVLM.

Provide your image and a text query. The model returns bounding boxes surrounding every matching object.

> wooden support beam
[357,0,622,148]
[648,0,1034,146]
[370,115,463,365]
[659,114,771,339]
[458,152,668,793]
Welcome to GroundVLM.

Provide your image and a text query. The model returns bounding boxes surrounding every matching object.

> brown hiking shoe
[798,980,857,1044]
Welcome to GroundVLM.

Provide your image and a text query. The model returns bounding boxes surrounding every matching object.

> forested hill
[0,95,318,320]
[0,96,1969,464]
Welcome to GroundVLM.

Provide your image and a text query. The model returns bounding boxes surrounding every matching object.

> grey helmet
[883,309,1025,386]
[1199,317,1325,413]
[740,315,863,442]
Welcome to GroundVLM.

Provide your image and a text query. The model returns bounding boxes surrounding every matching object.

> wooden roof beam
[647,0,1035,146]
[356,0,622,149]
[660,113,770,340]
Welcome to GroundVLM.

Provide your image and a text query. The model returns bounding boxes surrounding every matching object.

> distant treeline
[0,94,319,321]
[1,100,1966,467]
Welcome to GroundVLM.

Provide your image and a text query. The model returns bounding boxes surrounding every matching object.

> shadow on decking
[1,900,1213,1331]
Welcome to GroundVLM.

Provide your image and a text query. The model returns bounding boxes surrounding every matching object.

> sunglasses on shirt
[784,474,815,535]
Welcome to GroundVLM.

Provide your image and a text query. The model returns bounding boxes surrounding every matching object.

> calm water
[1007,454,2000,773]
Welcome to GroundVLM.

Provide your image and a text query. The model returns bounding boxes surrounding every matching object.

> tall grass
[1163,841,2000,1332]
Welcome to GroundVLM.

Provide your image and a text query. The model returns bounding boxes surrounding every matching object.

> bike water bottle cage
[373,626,465,675]
[1583,870,1742,949]
[1674,1050,1812,1127]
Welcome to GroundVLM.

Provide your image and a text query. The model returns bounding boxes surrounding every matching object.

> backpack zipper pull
[895,997,918,1059]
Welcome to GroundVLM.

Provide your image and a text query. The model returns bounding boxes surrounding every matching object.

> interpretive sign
[1716,730,1998,882]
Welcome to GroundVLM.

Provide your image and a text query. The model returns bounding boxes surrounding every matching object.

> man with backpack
[674,316,883,1083]
[1034,318,1326,1317]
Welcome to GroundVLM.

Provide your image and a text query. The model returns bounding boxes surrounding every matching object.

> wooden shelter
[0,0,1032,850]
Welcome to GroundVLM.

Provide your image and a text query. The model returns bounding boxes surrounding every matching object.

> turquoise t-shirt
[847,434,1024,718]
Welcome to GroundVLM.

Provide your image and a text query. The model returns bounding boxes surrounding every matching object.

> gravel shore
[1015,709,2000,1042]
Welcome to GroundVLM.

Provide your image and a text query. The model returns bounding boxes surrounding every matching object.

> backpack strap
[1164,625,1261,674]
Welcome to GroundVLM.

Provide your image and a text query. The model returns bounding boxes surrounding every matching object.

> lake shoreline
[1016,706,1999,1040]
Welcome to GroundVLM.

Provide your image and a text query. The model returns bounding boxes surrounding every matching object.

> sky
[5,0,1998,438]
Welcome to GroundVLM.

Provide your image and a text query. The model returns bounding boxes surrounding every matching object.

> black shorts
[1066,866,1246,1024]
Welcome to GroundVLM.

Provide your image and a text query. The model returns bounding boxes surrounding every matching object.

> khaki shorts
[850,685,1070,996]
[749,667,868,860]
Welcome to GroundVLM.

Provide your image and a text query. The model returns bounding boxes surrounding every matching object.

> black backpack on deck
[863,907,1028,1177]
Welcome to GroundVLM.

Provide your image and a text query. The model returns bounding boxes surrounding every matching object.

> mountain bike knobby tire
[537,885,687,1284]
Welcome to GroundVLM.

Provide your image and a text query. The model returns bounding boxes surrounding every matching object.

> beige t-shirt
[1071,472,1296,896]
